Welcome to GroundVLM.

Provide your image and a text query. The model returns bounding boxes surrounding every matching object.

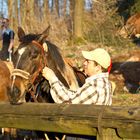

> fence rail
[0,102,140,140]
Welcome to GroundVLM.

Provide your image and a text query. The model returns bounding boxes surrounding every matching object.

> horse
[118,13,140,39]
[11,26,86,104]
[0,60,17,139]
[10,26,86,139]
[0,60,11,101]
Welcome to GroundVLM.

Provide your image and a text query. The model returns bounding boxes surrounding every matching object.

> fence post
[96,128,122,140]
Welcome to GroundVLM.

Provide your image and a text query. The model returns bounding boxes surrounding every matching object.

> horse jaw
[17,82,26,103]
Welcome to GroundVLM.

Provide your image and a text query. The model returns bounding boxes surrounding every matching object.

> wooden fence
[0,102,139,140]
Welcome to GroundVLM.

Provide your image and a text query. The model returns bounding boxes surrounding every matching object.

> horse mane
[45,41,65,72]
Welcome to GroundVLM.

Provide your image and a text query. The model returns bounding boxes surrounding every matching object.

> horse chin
[10,95,26,105]
[13,91,26,105]
[16,98,26,105]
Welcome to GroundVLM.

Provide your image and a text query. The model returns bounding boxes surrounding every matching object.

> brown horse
[11,26,86,104]
[0,60,17,139]
[0,60,12,102]
[118,13,140,38]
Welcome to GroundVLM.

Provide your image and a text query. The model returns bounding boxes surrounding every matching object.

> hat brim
[82,51,94,61]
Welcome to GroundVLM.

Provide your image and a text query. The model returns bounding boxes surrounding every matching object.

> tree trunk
[7,0,14,28]
[20,0,26,29]
[14,0,18,32]
[55,0,59,17]
[63,0,67,17]
[73,0,84,38]
[24,0,34,32]
[43,0,50,20]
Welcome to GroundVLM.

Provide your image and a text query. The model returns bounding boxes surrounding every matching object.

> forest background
[0,0,140,105]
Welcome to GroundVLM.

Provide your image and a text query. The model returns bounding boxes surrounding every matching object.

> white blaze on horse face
[15,47,26,69]
[18,47,26,56]
[43,42,48,52]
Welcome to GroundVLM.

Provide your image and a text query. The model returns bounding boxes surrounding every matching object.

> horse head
[118,13,140,39]
[11,26,79,104]
[118,24,135,39]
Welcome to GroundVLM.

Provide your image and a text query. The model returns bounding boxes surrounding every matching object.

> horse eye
[31,50,38,58]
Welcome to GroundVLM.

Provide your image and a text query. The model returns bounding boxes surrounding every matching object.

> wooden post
[97,128,122,140]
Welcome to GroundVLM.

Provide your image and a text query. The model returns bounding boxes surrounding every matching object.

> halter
[11,40,47,102]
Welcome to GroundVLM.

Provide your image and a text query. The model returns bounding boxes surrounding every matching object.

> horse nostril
[13,86,20,95]
[10,86,21,104]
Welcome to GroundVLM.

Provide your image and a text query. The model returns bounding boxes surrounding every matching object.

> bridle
[11,40,47,102]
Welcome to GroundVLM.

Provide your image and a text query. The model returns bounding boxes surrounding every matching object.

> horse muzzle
[9,85,23,104]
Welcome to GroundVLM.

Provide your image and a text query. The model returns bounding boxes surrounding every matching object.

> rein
[11,40,47,102]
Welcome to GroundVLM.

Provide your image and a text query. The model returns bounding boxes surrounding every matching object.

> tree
[73,0,84,38]
[43,0,50,20]
[19,0,26,29]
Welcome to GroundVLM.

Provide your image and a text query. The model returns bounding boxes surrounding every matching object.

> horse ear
[18,26,25,42]
[38,25,51,43]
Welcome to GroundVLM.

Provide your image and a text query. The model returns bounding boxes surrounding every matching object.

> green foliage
[117,0,140,18]
[130,0,140,14]
[117,0,135,17]
[66,54,76,58]
[67,0,139,49]
[68,36,87,46]
[84,18,134,49]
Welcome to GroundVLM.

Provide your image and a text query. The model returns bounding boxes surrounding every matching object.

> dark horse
[11,26,86,103]
[10,26,86,139]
